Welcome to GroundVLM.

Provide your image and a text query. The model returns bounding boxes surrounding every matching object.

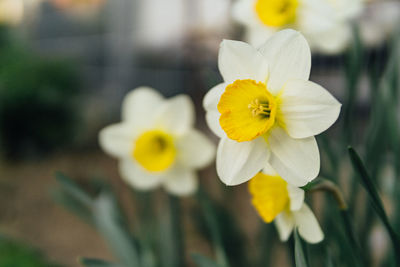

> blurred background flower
[99,87,215,197]
[0,0,24,25]
[232,0,364,54]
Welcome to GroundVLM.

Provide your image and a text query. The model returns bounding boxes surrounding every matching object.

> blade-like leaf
[342,25,363,144]
[168,195,184,267]
[53,172,93,223]
[294,229,308,267]
[80,257,121,267]
[324,248,335,267]
[93,193,140,267]
[55,172,93,207]
[197,189,229,267]
[339,210,363,267]
[191,253,223,267]
[348,147,400,265]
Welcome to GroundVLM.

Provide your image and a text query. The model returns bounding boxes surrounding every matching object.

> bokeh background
[0,0,400,266]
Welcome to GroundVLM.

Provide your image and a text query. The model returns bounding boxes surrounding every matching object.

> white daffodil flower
[249,171,324,243]
[99,87,215,197]
[203,29,341,187]
[232,0,364,54]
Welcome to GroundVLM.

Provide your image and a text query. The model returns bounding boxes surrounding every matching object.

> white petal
[297,0,336,35]
[308,23,351,54]
[176,130,216,169]
[119,159,162,191]
[297,1,354,54]
[163,168,198,196]
[232,0,259,26]
[287,185,305,211]
[274,210,295,242]
[155,95,195,136]
[203,83,227,138]
[258,29,311,94]
[217,137,270,186]
[261,161,278,176]
[218,40,269,84]
[98,123,133,159]
[294,204,324,244]
[205,110,226,138]
[203,83,226,112]
[279,80,341,139]
[245,25,277,49]
[268,127,320,186]
[122,87,164,128]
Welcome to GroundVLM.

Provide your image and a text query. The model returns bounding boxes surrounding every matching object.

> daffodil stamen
[248,98,272,117]
[218,79,277,142]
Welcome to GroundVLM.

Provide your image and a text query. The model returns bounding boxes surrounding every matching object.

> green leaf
[294,230,308,267]
[348,148,390,220]
[80,258,120,267]
[55,172,93,207]
[348,147,400,265]
[54,174,141,266]
[53,172,93,223]
[93,193,141,267]
[324,248,335,267]
[196,189,229,267]
[339,210,364,267]
[191,253,223,267]
[130,191,157,267]
[342,24,363,144]
[0,235,60,267]
[168,195,185,267]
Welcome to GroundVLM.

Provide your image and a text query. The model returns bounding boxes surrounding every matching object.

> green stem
[308,179,364,266]
[339,210,364,267]
[342,25,363,145]
[135,191,156,267]
[197,189,229,267]
[169,195,185,267]
[308,179,347,210]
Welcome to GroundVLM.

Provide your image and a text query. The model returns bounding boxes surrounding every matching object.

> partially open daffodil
[249,170,323,243]
[99,87,215,196]
[232,0,363,54]
[203,29,341,187]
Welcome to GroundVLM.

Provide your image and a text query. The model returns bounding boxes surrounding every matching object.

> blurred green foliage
[0,25,80,160]
[0,235,60,267]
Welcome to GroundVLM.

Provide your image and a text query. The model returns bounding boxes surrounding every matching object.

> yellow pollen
[254,0,298,27]
[248,98,272,117]
[249,173,290,223]
[133,130,176,172]
[218,79,277,142]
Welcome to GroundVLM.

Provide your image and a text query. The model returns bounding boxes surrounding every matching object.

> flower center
[217,79,277,142]
[249,173,290,223]
[248,98,272,117]
[133,130,176,172]
[254,0,298,27]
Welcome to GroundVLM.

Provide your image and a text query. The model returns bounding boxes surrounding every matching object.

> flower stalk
[307,178,364,266]
[169,195,185,267]
[308,179,347,210]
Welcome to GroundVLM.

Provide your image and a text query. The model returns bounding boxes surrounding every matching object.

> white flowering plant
[51,24,400,267]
